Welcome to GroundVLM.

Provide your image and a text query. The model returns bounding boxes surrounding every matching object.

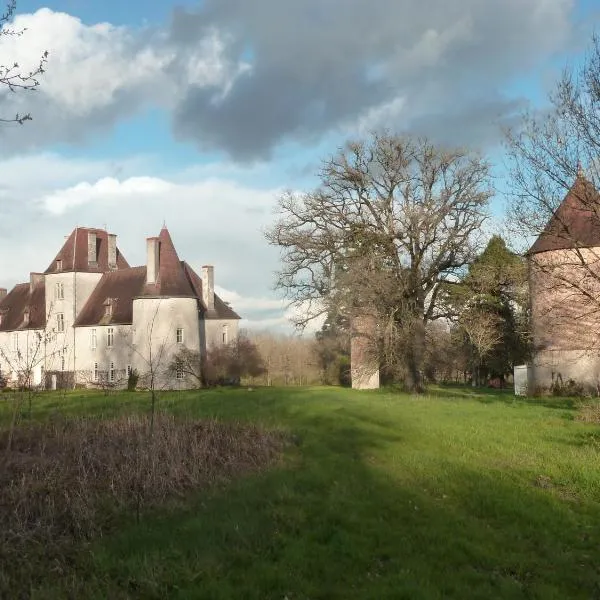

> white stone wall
[0,328,47,385]
[44,272,103,373]
[202,318,239,350]
[74,324,133,386]
[132,297,201,389]
[530,349,600,393]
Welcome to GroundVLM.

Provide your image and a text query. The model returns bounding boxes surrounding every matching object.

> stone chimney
[88,231,97,265]
[107,233,117,270]
[202,265,214,310]
[29,273,44,294]
[0,288,6,301]
[146,237,160,284]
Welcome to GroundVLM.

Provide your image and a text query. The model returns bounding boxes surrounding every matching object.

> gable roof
[0,280,46,332]
[44,227,129,274]
[528,175,600,255]
[74,267,147,327]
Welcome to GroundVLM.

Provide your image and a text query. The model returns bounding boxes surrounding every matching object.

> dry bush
[576,402,600,424]
[0,414,284,592]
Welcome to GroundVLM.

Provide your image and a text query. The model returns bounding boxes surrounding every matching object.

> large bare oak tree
[266,133,492,391]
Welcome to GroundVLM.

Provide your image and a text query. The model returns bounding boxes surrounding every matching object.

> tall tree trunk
[405,316,426,393]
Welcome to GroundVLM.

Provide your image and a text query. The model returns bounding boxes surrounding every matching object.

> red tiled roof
[44,227,129,274]
[142,227,195,297]
[0,280,46,332]
[75,267,147,327]
[74,228,241,326]
[528,175,600,254]
[182,262,241,320]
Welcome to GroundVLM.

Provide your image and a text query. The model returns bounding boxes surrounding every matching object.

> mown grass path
[1,386,599,599]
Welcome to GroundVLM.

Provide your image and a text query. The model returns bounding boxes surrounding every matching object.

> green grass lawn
[2,385,600,599]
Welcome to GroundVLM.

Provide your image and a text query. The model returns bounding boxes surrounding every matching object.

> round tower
[528,174,600,392]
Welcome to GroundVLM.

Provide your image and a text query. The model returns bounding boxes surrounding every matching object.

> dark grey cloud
[0,2,596,160]
[169,0,589,159]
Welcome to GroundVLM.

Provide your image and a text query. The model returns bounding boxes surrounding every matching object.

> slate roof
[44,227,129,274]
[528,175,600,255]
[0,279,46,332]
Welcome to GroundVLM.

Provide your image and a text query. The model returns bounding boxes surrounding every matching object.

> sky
[0,0,599,332]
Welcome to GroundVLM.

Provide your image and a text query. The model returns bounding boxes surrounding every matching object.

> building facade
[0,226,240,389]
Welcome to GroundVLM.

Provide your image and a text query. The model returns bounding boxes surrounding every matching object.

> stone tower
[350,312,380,389]
[528,173,600,391]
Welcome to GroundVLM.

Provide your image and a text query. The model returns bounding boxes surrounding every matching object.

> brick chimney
[202,265,214,310]
[107,233,117,270]
[88,231,97,265]
[29,273,43,294]
[146,237,160,284]
[0,288,6,301]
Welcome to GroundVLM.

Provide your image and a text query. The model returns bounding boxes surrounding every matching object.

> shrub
[550,375,586,398]
[127,368,139,391]
[576,402,600,424]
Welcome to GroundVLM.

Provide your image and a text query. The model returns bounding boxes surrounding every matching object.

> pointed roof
[44,227,129,274]
[528,175,600,255]
[143,227,195,297]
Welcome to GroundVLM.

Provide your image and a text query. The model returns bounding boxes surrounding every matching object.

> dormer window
[56,259,62,272]
[104,298,115,318]
[23,308,30,327]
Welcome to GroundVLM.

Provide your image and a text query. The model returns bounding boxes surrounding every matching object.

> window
[93,362,99,382]
[90,328,97,350]
[55,282,64,300]
[56,259,62,272]
[222,325,229,345]
[109,362,115,383]
[56,313,64,332]
[107,327,114,348]
[176,327,184,344]
[12,333,17,351]
[176,361,184,380]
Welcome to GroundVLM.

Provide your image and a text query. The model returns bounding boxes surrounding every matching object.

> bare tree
[459,310,502,387]
[124,302,173,433]
[266,133,492,391]
[506,34,600,374]
[0,1,48,124]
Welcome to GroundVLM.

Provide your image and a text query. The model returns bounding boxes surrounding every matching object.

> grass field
[1,385,599,599]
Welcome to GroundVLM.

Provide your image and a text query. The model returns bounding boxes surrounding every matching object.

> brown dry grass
[0,413,284,593]
[576,401,600,424]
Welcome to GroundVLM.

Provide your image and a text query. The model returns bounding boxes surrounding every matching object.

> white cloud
[0,152,307,331]
[0,8,246,151]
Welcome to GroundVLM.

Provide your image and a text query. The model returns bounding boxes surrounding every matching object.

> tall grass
[0,413,283,593]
